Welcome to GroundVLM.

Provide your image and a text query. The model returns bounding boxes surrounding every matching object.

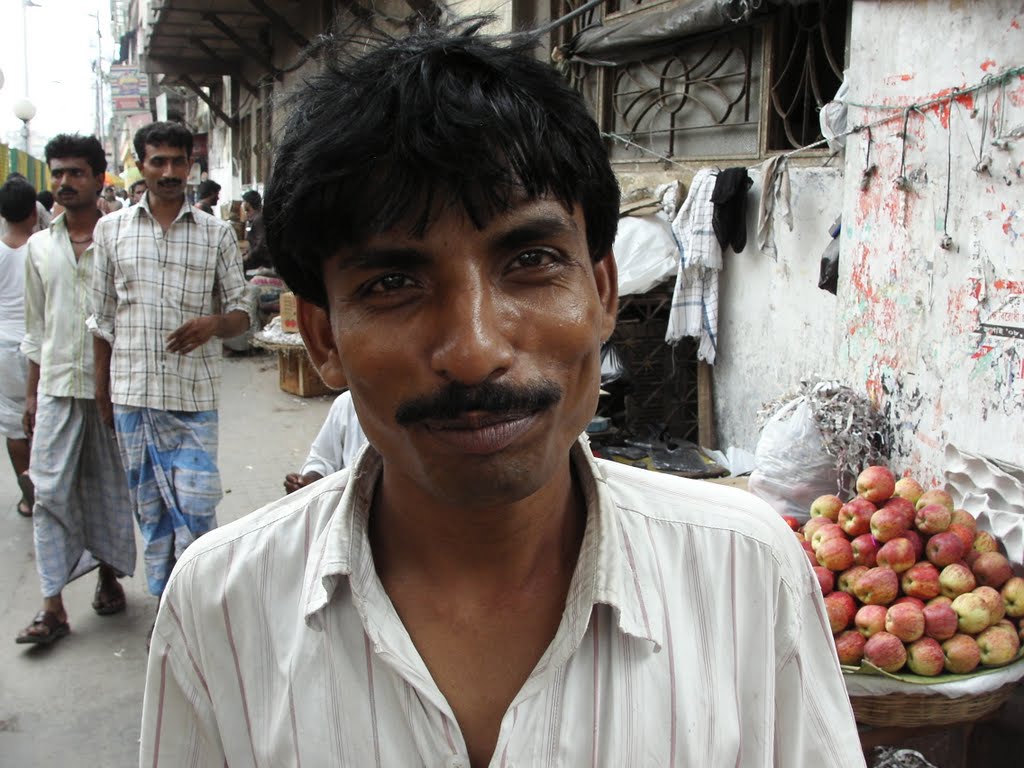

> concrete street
[0,351,334,767]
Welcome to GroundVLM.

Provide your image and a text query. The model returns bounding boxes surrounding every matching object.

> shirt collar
[301,436,664,650]
[136,191,195,224]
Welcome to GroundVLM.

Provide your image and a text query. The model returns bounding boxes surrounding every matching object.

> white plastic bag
[748,397,841,520]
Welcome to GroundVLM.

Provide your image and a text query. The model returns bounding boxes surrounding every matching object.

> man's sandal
[16,611,70,645]
[92,579,127,616]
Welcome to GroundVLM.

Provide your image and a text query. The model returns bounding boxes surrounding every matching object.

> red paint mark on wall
[994,279,1024,294]
[969,278,983,301]
[1012,18,1021,30]
[981,59,997,72]
[972,345,994,360]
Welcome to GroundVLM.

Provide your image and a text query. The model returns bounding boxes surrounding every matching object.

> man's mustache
[395,380,562,426]
[158,179,181,187]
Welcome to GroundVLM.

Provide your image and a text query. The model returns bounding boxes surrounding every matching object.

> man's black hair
[134,121,193,163]
[0,177,39,223]
[197,180,221,199]
[241,190,262,210]
[44,134,107,176]
[37,189,54,212]
[130,179,147,193]
[263,19,620,308]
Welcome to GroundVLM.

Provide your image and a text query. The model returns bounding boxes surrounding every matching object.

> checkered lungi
[29,395,136,597]
[113,406,221,596]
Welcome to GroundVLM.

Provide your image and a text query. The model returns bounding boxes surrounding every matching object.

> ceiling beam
[179,74,239,128]
[191,37,260,96]
[143,55,239,77]
[203,11,282,80]
[247,0,310,50]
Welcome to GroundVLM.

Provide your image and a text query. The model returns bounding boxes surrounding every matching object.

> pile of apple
[790,465,1024,677]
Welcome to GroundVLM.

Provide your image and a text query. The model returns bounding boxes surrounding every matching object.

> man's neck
[64,205,101,236]
[1,225,32,249]
[369,457,586,599]
[148,193,184,229]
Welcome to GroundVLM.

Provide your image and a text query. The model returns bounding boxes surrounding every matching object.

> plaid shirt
[90,196,249,412]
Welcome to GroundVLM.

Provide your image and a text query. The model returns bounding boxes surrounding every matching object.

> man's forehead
[49,156,93,171]
[145,143,189,159]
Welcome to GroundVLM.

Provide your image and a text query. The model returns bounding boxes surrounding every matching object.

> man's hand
[166,316,220,355]
[22,397,36,439]
[95,389,114,430]
[284,472,323,494]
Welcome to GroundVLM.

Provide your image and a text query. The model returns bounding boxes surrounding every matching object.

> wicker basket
[850,683,1017,727]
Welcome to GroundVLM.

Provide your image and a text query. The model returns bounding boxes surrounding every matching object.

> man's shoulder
[169,472,351,586]
[598,458,791,550]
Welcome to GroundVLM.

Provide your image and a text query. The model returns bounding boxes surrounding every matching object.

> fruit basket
[849,682,1018,727]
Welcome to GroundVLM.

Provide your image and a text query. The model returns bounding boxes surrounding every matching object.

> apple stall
[748,381,1024,761]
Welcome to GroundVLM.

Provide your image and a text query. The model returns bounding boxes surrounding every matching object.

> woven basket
[850,683,1017,727]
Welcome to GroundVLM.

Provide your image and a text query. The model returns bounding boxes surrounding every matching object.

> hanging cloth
[666,168,722,365]
[711,167,753,253]
[756,155,793,260]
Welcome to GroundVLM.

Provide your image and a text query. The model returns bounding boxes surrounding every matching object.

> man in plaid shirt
[90,121,250,603]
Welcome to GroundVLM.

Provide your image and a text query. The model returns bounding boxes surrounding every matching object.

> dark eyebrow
[489,214,579,252]
[338,247,432,273]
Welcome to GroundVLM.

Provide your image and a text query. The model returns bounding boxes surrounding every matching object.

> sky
[0,0,112,158]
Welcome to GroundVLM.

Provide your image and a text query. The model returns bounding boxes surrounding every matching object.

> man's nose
[429,283,515,386]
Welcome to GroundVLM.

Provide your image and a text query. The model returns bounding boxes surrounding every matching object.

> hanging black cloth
[710,167,753,253]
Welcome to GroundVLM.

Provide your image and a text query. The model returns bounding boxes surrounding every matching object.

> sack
[747,398,841,520]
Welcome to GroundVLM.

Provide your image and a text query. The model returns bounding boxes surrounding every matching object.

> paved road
[0,351,334,767]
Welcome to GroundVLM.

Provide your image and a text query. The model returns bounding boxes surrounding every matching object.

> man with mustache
[139,24,864,768]
[89,121,249,613]
[16,135,135,646]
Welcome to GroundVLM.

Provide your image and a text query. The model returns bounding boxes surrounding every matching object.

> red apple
[824,591,857,633]
[922,601,959,641]
[942,633,981,674]
[939,563,976,599]
[876,538,916,573]
[914,503,952,535]
[782,515,801,531]
[972,551,1013,589]
[802,516,833,542]
[886,602,925,642]
[864,631,907,672]
[926,531,966,568]
[882,496,917,528]
[850,534,879,567]
[976,624,1021,667]
[916,489,954,512]
[894,476,925,506]
[901,562,941,600]
[893,596,926,609]
[927,595,953,607]
[952,592,993,634]
[838,498,876,538]
[906,637,945,676]
[857,465,896,504]
[854,566,900,605]
[834,629,867,666]
[972,530,999,554]
[950,508,977,535]
[1001,576,1024,618]
[973,586,1006,623]
[811,523,846,552]
[809,494,843,521]
[946,523,975,551]
[902,529,924,560]
[837,565,869,595]
[870,506,909,543]
[812,566,835,596]
[817,537,855,571]
[856,604,889,638]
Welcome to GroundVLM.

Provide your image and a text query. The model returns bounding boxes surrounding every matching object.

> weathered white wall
[833,0,1024,483]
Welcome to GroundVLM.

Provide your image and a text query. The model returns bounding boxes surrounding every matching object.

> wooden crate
[277,348,333,397]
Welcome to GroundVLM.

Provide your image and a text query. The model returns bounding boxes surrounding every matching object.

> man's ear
[296,297,348,389]
[593,251,619,342]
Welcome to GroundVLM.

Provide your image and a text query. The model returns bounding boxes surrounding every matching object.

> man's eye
[367,274,414,293]
[513,249,559,269]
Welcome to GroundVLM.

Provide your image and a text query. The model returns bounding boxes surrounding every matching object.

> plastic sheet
[613,215,680,297]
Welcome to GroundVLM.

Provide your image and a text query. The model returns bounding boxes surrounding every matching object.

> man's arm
[23,360,40,439]
[283,470,324,494]
[21,240,45,437]
[93,337,114,428]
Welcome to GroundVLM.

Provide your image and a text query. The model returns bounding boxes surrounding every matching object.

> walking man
[139,24,863,767]
[90,121,249,601]
[17,134,135,646]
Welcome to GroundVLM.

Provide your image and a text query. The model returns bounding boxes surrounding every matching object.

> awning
[562,0,815,65]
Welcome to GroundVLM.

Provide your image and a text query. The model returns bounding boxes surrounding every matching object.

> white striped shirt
[141,438,865,768]
[89,196,248,412]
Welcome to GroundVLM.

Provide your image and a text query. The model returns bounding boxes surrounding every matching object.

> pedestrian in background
[17,134,135,646]
[0,177,37,518]
[193,179,220,216]
[90,121,249,611]
[128,179,146,205]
